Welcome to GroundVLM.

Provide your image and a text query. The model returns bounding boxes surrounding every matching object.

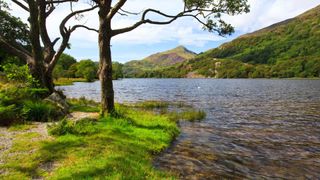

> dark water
[59,79,320,179]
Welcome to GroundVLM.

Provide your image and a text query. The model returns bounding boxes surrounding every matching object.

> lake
[59,79,320,179]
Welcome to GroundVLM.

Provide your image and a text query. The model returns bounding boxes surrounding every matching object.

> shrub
[0,104,18,125]
[22,100,60,122]
[48,118,73,136]
[0,87,48,106]
[48,118,98,136]
[1,64,38,87]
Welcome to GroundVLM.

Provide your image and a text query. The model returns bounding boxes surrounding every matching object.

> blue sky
[9,0,320,63]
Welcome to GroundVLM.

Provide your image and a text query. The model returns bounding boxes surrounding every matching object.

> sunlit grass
[1,98,205,179]
[54,78,87,86]
[1,105,181,179]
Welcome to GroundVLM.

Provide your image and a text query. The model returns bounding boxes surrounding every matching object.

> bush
[1,64,38,87]
[0,86,48,106]
[22,100,60,122]
[0,104,18,125]
[48,118,98,136]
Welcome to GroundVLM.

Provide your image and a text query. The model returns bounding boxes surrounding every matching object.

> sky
[8,0,320,63]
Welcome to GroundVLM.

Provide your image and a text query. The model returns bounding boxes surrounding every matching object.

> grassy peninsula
[0,75,205,179]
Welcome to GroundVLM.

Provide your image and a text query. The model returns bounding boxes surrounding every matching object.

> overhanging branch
[0,36,32,61]
[11,0,29,11]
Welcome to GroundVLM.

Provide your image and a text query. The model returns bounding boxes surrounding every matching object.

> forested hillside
[125,5,320,78]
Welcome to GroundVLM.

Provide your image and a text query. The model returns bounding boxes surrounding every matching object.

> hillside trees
[0,0,97,93]
[92,0,250,114]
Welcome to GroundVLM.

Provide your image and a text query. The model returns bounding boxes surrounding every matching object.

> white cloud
[7,0,320,60]
[224,0,320,33]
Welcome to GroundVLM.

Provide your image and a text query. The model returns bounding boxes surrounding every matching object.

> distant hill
[123,46,196,78]
[146,5,320,78]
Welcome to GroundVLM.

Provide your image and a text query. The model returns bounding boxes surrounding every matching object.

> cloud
[8,0,320,61]
[224,0,320,33]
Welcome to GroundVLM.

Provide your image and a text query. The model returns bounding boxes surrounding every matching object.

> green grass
[1,99,206,179]
[54,78,87,86]
[68,97,100,112]
[0,105,182,179]
[168,110,206,122]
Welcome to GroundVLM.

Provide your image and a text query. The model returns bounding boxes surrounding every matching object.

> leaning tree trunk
[27,0,54,94]
[98,15,115,114]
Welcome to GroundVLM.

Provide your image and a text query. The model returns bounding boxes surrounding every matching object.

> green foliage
[22,100,60,122]
[57,53,77,70]
[0,86,47,106]
[184,0,249,35]
[75,59,98,82]
[48,118,98,136]
[0,104,17,125]
[1,64,38,86]
[112,62,124,79]
[0,6,30,46]
[53,54,77,79]
[53,64,64,80]
[0,85,58,125]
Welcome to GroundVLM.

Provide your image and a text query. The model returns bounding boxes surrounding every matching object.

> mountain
[154,5,320,78]
[123,46,196,77]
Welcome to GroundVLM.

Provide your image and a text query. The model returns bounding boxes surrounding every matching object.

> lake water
[59,79,320,179]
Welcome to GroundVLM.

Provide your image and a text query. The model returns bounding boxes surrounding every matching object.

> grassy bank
[54,78,88,86]
[0,99,206,179]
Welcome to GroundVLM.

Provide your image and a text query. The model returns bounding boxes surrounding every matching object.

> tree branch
[112,9,196,36]
[71,25,98,33]
[119,8,140,15]
[0,36,31,61]
[107,0,127,20]
[48,5,98,71]
[11,0,29,11]
[59,5,98,36]
[112,7,227,36]
[45,0,78,4]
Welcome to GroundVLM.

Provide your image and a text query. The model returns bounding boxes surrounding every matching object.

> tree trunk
[28,61,54,94]
[98,14,114,114]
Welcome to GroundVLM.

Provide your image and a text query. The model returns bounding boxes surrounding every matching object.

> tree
[0,0,97,93]
[57,53,77,70]
[91,0,250,114]
[75,59,98,82]
[112,62,123,80]
[0,1,29,67]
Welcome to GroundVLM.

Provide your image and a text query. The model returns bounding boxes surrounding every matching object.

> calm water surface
[59,79,320,179]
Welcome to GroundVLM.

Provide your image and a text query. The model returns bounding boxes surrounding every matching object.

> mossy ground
[0,99,205,179]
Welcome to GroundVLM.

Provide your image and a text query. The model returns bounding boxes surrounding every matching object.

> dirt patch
[0,122,49,165]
